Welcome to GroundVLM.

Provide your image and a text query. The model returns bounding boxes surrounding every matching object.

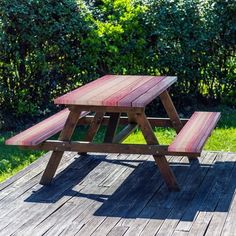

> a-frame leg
[40,110,82,185]
[159,90,183,133]
[160,90,197,162]
[135,112,180,191]
[104,113,120,143]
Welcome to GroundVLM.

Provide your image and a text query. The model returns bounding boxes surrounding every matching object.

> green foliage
[146,0,236,105]
[0,0,97,122]
[87,0,148,74]
[0,0,235,129]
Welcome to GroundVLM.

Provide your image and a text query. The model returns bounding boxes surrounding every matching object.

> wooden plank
[7,153,122,236]
[207,153,236,236]
[54,75,114,104]
[90,156,155,234]
[103,76,154,106]
[39,110,82,185]
[104,113,121,143]
[0,153,93,220]
[78,115,189,128]
[159,90,183,133]
[139,152,209,236]
[168,112,221,153]
[70,105,145,114]
[26,140,201,157]
[74,76,133,106]
[98,76,147,106]
[0,152,77,211]
[0,156,99,234]
[57,75,146,106]
[1,151,235,236]
[118,76,165,107]
[0,151,52,191]
[62,155,145,236]
[136,157,187,236]
[107,226,129,236]
[38,154,141,236]
[149,153,216,236]
[174,152,227,233]
[99,154,141,187]
[113,124,138,143]
[132,76,177,107]
[5,110,88,146]
[9,156,111,235]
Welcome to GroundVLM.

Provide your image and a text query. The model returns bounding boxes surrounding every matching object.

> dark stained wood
[113,124,138,143]
[104,113,121,143]
[24,140,200,157]
[159,90,183,133]
[84,112,105,142]
[135,112,180,191]
[78,115,189,128]
[79,112,105,155]
[69,105,144,114]
[39,110,83,185]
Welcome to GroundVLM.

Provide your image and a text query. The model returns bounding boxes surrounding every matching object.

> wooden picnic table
[6,75,221,191]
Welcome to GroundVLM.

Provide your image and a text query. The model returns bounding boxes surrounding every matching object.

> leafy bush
[85,0,148,74]
[0,0,235,129]
[145,0,236,105]
[0,0,97,125]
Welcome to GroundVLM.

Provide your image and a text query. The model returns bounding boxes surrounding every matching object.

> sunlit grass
[0,133,43,182]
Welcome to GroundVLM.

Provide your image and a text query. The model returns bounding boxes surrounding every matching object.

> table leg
[104,113,120,143]
[160,90,198,162]
[159,90,183,133]
[135,112,180,191]
[40,110,82,185]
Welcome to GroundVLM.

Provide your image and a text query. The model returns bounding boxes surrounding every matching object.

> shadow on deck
[0,151,235,235]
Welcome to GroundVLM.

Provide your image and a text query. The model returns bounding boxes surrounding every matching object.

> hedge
[0,0,235,129]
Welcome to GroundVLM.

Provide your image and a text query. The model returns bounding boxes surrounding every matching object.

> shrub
[0,0,235,129]
[145,0,236,105]
[0,0,97,125]
[85,0,149,74]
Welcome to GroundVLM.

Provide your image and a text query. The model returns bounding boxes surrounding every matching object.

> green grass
[0,107,235,182]
[0,133,43,182]
[124,126,236,152]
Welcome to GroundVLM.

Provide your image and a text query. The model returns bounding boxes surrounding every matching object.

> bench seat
[168,112,221,154]
[5,109,89,146]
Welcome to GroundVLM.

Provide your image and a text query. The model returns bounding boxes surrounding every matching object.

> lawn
[0,107,235,183]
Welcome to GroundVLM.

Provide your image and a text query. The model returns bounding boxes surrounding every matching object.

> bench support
[159,90,183,133]
[84,112,105,142]
[40,109,83,185]
[104,113,121,143]
[134,112,180,191]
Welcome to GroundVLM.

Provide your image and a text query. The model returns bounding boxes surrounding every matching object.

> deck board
[0,151,235,236]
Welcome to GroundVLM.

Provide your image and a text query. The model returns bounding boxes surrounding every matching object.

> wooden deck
[0,151,236,236]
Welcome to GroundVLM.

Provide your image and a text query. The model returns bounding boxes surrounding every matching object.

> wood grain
[5,109,89,146]
[168,112,221,153]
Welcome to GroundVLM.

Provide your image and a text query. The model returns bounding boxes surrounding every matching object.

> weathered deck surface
[0,151,236,236]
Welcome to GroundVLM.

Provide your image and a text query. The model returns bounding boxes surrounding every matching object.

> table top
[54,75,177,108]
